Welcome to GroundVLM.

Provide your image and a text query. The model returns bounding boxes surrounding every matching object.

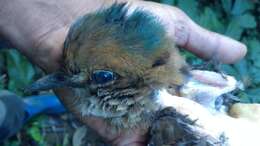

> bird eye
[91,70,117,84]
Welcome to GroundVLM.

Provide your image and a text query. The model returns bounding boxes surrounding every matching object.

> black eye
[152,53,170,68]
[152,58,166,67]
[91,70,116,84]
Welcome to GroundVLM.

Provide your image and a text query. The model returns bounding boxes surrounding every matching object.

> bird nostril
[89,84,98,94]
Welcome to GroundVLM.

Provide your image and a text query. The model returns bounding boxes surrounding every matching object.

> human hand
[0,0,247,145]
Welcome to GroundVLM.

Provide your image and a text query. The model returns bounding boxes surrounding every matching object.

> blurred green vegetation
[0,49,36,95]
[0,0,259,145]
[0,49,45,146]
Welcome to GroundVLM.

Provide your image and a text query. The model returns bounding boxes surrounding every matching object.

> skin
[0,0,247,145]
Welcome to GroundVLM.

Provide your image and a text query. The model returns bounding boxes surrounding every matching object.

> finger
[171,7,247,64]
[129,1,247,64]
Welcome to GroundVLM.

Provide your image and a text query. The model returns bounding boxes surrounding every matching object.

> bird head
[26,3,189,118]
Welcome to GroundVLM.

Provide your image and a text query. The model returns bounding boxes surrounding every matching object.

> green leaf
[249,66,260,85]
[180,50,203,66]
[247,39,260,85]
[231,0,254,15]
[221,0,233,14]
[0,52,6,89]
[0,79,3,89]
[246,88,260,103]
[6,49,35,94]
[225,19,243,40]
[28,125,43,143]
[3,141,20,146]
[248,39,260,62]
[237,92,251,103]
[177,0,199,20]
[236,13,257,28]
[233,59,251,87]
[161,0,175,5]
[221,64,239,79]
[198,7,225,33]
[233,59,249,78]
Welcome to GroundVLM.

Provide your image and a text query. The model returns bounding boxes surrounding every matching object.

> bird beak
[24,72,85,93]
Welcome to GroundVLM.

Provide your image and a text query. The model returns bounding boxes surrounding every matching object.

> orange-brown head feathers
[62,3,187,89]
[27,3,188,129]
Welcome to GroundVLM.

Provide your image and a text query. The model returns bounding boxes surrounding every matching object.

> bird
[27,3,197,145]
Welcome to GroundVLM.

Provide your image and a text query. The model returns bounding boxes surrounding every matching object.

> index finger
[130,1,247,64]
[170,7,247,64]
